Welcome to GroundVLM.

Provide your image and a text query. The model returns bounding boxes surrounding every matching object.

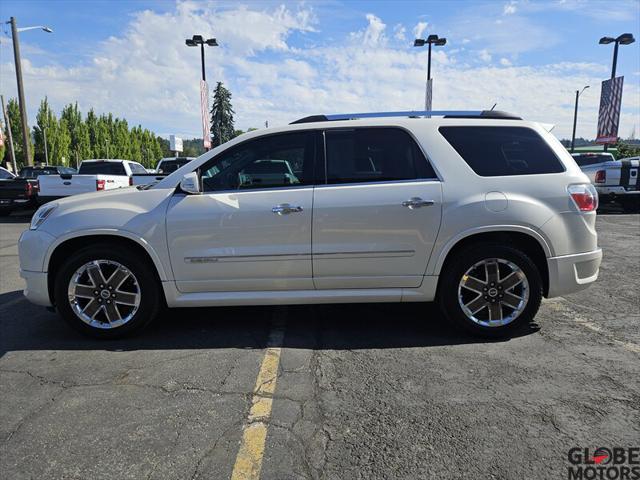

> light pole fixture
[185,35,218,81]
[185,35,218,150]
[599,33,635,79]
[571,86,589,153]
[414,34,447,112]
[6,17,53,166]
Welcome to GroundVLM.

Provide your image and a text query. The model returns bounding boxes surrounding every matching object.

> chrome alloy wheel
[457,258,529,327]
[67,260,141,329]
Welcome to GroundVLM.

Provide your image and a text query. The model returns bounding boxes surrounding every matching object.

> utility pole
[1,94,18,174]
[9,17,32,165]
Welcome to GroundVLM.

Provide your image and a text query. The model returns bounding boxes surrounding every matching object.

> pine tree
[61,102,91,166]
[210,82,235,147]
[34,97,71,165]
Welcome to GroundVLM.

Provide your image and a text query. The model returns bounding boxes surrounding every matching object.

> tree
[210,82,235,147]
[4,98,33,168]
[61,102,91,166]
[34,97,71,165]
[616,139,640,159]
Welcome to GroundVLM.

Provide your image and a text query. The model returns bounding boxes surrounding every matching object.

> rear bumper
[0,197,37,210]
[546,248,602,298]
[19,269,52,307]
[596,186,640,197]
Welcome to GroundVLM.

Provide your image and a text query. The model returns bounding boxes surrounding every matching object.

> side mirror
[180,171,201,194]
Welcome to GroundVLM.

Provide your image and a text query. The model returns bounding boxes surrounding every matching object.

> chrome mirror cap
[180,172,201,195]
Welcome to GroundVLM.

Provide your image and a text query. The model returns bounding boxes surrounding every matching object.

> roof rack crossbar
[290,110,521,124]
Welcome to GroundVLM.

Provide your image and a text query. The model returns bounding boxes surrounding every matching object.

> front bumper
[546,248,602,298]
[19,269,52,307]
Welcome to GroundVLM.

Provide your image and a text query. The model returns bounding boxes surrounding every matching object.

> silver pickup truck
[572,153,639,212]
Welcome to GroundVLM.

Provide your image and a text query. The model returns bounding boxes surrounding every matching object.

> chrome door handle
[272,203,304,215]
[402,197,434,209]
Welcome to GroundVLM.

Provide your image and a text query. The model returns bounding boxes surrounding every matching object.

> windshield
[157,159,191,174]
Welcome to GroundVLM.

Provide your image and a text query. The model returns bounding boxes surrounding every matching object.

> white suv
[18,110,602,338]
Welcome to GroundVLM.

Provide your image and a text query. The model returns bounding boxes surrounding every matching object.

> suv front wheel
[438,244,543,337]
[54,245,161,339]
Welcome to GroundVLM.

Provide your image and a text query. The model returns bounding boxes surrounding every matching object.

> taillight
[129,176,133,186]
[568,184,598,212]
[25,182,32,196]
[96,179,106,191]
[594,170,606,184]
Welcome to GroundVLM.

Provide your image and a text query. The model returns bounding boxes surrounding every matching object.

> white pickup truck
[37,159,163,203]
[573,153,640,212]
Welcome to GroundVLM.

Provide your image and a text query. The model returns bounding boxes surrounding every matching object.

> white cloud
[350,13,387,47]
[500,58,512,66]
[503,1,517,15]
[393,24,407,42]
[0,4,637,142]
[413,21,428,39]
[479,49,492,62]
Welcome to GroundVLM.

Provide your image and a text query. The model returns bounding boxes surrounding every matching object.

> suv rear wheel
[54,245,160,339]
[438,244,542,337]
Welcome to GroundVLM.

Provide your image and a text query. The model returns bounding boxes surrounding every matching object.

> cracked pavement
[1,211,639,479]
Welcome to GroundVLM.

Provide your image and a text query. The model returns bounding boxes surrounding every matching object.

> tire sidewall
[54,245,160,339]
[439,244,542,337]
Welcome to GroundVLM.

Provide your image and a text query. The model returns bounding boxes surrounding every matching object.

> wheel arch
[433,228,551,297]
[46,231,167,305]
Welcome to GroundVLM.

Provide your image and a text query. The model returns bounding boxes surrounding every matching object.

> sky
[0,0,639,140]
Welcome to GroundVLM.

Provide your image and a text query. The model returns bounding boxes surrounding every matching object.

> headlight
[30,203,58,230]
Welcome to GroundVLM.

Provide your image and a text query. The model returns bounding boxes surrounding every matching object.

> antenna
[490,103,497,111]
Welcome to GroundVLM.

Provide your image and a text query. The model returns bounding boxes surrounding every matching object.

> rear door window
[439,126,564,176]
[324,127,436,184]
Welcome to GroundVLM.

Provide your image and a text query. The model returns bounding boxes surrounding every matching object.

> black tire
[438,243,543,338]
[54,244,161,339]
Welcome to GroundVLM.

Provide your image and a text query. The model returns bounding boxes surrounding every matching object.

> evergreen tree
[61,102,91,166]
[34,97,71,165]
[4,98,33,168]
[210,82,235,147]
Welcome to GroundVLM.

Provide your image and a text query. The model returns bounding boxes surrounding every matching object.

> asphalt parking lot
[1,209,638,480]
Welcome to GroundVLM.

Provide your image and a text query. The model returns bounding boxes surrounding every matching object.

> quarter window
[324,128,435,184]
[439,126,564,176]
[201,132,317,192]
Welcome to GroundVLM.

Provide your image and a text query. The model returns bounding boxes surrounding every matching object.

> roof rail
[290,110,522,124]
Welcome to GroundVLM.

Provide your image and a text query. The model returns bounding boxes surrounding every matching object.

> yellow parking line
[231,309,286,480]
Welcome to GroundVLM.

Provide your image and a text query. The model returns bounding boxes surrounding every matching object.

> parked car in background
[155,157,196,174]
[36,159,147,203]
[19,165,77,179]
[0,166,38,216]
[573,153,640,211]
[18,110,602,339]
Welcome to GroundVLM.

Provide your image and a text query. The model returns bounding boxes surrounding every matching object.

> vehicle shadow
[0,291,540,356]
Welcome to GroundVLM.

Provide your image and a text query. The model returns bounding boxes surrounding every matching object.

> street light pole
[185,35,218,150]
[9,17,31,166]
[598,33,635,151]
[6,18,53,167]
[42,126,49,165]
[414,34,447,113]
[571,86,589,153]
